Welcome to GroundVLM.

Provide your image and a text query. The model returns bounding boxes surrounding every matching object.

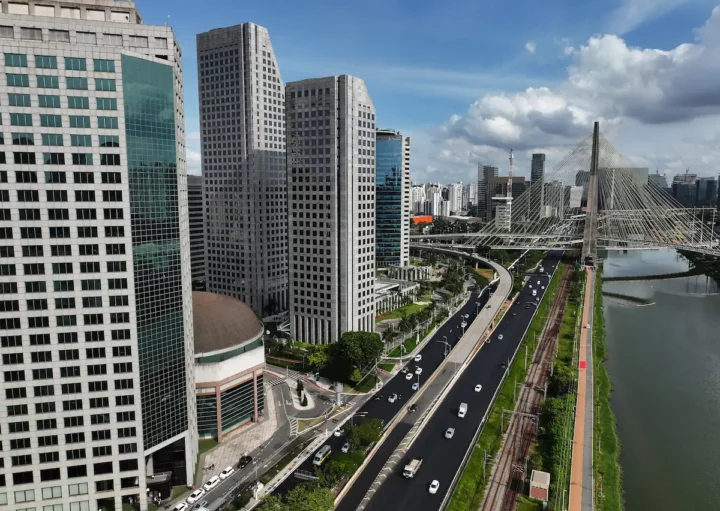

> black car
[499,363,507,369]
[408,404,418,413]
[237,455,252,469]
[374,394,383,401]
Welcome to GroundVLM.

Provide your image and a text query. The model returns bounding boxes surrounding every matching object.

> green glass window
[35,55,57,69]
[98,135,119,147]
[40,114,62,128]
[38,95,61,108]
[95,79,116,92]
[10,113,32,127]
[67,96,89,109]
[12,133,34,145]
[4,54,27,67]
[71,134,92,147]
[7,74,29,87]
[36,75,59,89]
[42,134,64,147]
[8,93,31,107]
[96,98,117,111]
[97,117,118,129]
[65,57,86,71]
[94,59,115,73]
[66,77,88,90]
[69,116,91,129]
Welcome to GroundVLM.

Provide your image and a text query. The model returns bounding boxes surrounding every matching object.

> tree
[260,494,288,511]
[296,379,304,398]
[327,332,383,384]
[349,418,383,448]
[284,483,335,511]
[382,326,397,345]
[306,346,329,370]
[301,393,308,407]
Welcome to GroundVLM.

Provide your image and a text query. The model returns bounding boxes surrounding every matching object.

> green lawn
[198,438,218,455]
[351,371,381,393]
[516,495,544,511]
[378,363,395,372]
[387,338,418,358]
[375,301,430,323]
[446,264,565,511]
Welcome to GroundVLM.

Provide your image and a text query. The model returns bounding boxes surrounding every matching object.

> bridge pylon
[581,121,600,266]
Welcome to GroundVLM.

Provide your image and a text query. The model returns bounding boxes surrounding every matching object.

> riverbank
[593,267,623,511]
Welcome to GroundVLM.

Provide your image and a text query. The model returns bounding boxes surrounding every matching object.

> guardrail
[440,263,560,510]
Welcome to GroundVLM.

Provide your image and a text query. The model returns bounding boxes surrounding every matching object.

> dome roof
[192,292,264,355]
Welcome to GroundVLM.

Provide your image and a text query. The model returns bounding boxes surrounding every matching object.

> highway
[364,252,562,511]
[272,283,494,496]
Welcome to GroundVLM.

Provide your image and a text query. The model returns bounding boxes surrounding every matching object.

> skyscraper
[286,76,376,344]
[447,182,463,213]
[477,164,499,221]
[0,1,196,508]
[197,23,288,317]
[531,153,545,183]
[188,175,205,289]
[375,129,410,268]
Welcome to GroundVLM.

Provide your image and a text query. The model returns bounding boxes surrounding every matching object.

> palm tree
[382,325,396,344]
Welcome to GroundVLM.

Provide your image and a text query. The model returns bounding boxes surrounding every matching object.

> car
[408,404,418,413]
[405,372,414,380]
[341,442,350,453]
[541,286,545,290]
[173,504,188,511]
[374,394,382,401]
[388,393,398,403]
[464,314,469,319]
[237,455,252,469]
[414,354,422,362]
[219,466,234,480]
[525,305,530,309]
[498,334,504,340]
[537,280,540,285]
[401,366,409,374]
[198,502,209,509]
[415,367,423,375]
[203,476,219,491]
[412,382,419,391]
[499,362,507,369]
[445,427,455,439]
[333,429,342,437]
[429,480,440,494]
[586,323,591,329]
[187,489,206,504]
[512,312,516,316]
[529,284,532,288]
[475,384,482,392]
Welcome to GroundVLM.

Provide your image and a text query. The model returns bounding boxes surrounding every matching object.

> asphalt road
[273,283,494,496]
[365,252,563,511]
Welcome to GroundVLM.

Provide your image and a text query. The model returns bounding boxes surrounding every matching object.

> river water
[602,249,720,510]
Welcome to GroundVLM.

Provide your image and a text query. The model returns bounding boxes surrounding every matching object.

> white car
[415,367,423,375]
[405,372,414,380]
[445,428,455,439]
[341,442,350,453]
[529,284,532,288]
[412,382,419,391]
[414,354,422,362]
[203,476,219,491]
[497,334,503,340]
[542,286,545,290]
[586,323,591,329]
[173,504,188,511]
[429,480,440,494]
[388,393,397,403]
[219,466,234,480]
[537,280,540,285]
[187,489,205,504]
[334,429,342,437]
[475,384,482,392]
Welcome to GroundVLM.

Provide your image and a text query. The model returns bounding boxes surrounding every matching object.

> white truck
[458,402,468,418]
[403,458,423,478]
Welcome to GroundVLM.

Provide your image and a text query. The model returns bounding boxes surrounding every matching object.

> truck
[403,458,423,478]
[458,402,468,418]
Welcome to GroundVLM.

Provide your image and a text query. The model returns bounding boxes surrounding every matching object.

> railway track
[481,267,572,511]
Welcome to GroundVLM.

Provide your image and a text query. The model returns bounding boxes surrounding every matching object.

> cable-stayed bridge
[411,122,720,265]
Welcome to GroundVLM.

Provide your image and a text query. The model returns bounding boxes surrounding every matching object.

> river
[602,249,720,510]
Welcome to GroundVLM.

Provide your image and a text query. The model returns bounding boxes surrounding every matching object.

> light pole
[437,338,450,356]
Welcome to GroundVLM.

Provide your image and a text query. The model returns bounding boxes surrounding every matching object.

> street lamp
[352,411,368,427]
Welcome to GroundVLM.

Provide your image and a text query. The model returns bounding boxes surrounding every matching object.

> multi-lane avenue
[273,282,495,495]
[363,252,562,511]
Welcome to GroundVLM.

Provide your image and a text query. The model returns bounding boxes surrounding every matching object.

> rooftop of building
[7,0,143,24]
[192,292,264,355]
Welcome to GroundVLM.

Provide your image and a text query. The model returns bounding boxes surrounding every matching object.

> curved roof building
[192,292,266,440]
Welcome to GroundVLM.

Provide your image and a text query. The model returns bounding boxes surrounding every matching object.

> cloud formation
[525,41,537,54]
[413,7,720,184]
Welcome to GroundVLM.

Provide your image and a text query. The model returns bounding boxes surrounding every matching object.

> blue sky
[137,0,720,182]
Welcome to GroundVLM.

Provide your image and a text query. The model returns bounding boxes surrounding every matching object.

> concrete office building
[187,174,205,289]
[197,23,288,317]
[375,129,410,268]
[286,75,376,343]
[447,182,463,213]
[411,185,425,214]
[0,1,197,509]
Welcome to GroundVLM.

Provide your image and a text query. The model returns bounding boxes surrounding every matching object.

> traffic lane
[274,288,490,495]
[366,260,558,510]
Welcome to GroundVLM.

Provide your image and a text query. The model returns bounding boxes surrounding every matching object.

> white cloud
[413,6,720,184]
[525,41,537,54]
[186,149,201,176]
[607,0,694,34]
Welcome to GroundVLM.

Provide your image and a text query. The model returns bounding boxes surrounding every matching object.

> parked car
[173,504,188,511]
[237,455,252,469]
[187,489,205,504]
[219,466,234,480]
[203,476,219,492]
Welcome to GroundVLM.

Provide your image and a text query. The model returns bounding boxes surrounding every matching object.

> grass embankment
[375,300,431,323]
[446,264,565,511]
[593,269,624,511]
[517,495,544,511]
[387,338,418,358]
[378,363,396,372]
[476,268,494,280]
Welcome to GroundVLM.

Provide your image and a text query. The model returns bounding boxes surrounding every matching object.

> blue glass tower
[376,130,409,267]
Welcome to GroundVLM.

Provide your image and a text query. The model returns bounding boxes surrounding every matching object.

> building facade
[197,23,288,317]
[187,174,204,289]
[375,129,410,268]
[531,153,545,183]
[0,1,197,509]
[447,182,462,213]
[477,164,498,221]
[286,76,376,343]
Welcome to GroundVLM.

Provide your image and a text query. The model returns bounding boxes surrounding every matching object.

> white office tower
[439,199,451,217]
[462,183,476,209]
[411,185,426,214]
[197,23,288,317]
[286,76,376,344]
[0,1,197,510]
[447,182,463,213]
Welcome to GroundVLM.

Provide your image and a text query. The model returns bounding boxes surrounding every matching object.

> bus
[313,445,332,466]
